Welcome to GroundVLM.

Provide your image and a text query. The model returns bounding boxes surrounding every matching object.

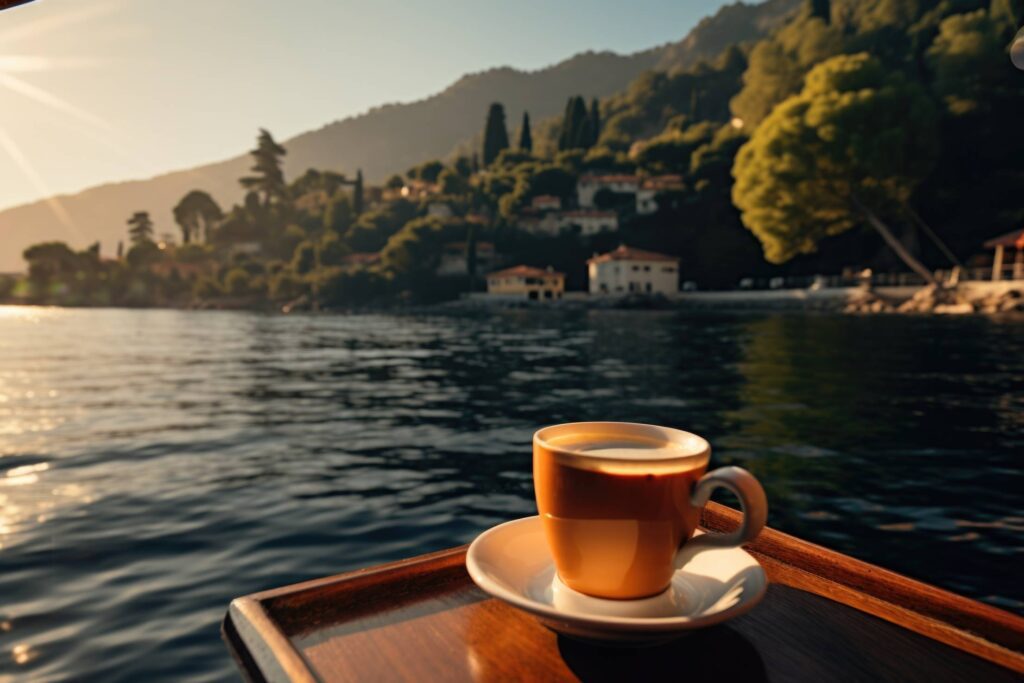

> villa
[635,175,686,215]
[486,265,565,301]
[577,174,640,208]
[587,245,679,296]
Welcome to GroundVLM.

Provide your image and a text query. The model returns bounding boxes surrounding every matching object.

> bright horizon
[0,0,731,212]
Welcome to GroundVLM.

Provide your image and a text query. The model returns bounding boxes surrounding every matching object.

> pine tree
[127,211,155,246]
[239,128,287,205]
[518,111,533,152]
[588,98,601,147]
[482,103,510,166]
[353,169,364,216]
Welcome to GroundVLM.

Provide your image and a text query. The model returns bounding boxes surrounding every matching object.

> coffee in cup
[533,422,766,600]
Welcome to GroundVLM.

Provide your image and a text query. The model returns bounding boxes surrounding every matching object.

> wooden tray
[223,502,1024,682]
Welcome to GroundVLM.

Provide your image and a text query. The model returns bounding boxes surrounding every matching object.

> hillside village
[4,0,1023,312]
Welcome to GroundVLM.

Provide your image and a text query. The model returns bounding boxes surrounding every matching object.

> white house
[588,245,679,296]
[560,210,619,236]
[635,175,686,215]
[577,174,640,208]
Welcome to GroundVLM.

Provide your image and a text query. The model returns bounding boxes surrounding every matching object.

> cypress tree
[570,96,590,149]
[353,169,364,216]
[559,96,591,151]
[518,111,533,152]
[482,103,510,166]
[588,98,600,147]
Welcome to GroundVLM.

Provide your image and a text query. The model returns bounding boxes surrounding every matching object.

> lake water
[0,306,1021,681]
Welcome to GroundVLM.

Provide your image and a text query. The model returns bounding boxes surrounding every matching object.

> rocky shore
[844,284,1024,315]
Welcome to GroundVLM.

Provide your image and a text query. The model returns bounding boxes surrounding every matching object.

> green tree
[386,174,405,189]
[292,240,318,275]
[240,129,287,205]
[438,168,469,195]
[518,111,533,152]
[173,190,223,244]
[23,241,77,287]
[588,98,601,146]
[345,199,418,252]
[482,103,510,165]
[732,53,939,282]
[407,160,444,182]
[127,211,155,246]
[558,96,592,150]
[317,232,351,266]
[807,0,830,24]
[353,169,364,216]
[323,191,354,234]
[926,9,1008,116]
[729,15,842,128]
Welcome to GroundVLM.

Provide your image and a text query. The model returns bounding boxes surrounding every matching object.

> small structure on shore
[983,228,1024,281]
[587,245,679,296]
[486,265,564,301]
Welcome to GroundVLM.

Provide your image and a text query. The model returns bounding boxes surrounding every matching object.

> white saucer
[466,516,767,643]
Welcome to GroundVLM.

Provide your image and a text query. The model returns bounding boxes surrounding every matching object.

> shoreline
[3,281,1022,316]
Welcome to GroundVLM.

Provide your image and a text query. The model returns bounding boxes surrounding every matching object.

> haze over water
[0,307,1021,681]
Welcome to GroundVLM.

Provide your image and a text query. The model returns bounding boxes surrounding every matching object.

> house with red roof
[485,265,565,301]
[577,174,641,208]
[587,245,679,296]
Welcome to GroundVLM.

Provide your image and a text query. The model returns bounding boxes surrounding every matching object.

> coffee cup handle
[676,466,767,567]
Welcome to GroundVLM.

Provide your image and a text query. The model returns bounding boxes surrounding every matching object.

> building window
[616,286,623,292]
[632,265,639,272]
[645,282,652,293]
[544,290,553,299]
[662,267,675,273]
[644,265,650,272]
[528,291,538,300]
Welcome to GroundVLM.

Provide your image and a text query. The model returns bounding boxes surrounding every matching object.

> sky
[0,0,731,212]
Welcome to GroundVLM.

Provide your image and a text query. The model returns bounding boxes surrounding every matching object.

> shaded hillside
[0,0,793,272]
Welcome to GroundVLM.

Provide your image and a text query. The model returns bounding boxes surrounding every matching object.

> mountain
[0,0,798,272]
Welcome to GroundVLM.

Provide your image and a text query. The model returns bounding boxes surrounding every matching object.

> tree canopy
[732,52,938,277]
[240,129,287,205]
[127,211,155,246]
[173,190,223,244]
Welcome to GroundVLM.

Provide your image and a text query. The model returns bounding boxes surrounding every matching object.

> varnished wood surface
[223,502,1024,682]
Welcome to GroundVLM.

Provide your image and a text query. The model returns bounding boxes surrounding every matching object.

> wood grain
[223,502,1024,682]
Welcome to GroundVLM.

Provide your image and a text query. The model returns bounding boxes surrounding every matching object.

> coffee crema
[542,429,708,474]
